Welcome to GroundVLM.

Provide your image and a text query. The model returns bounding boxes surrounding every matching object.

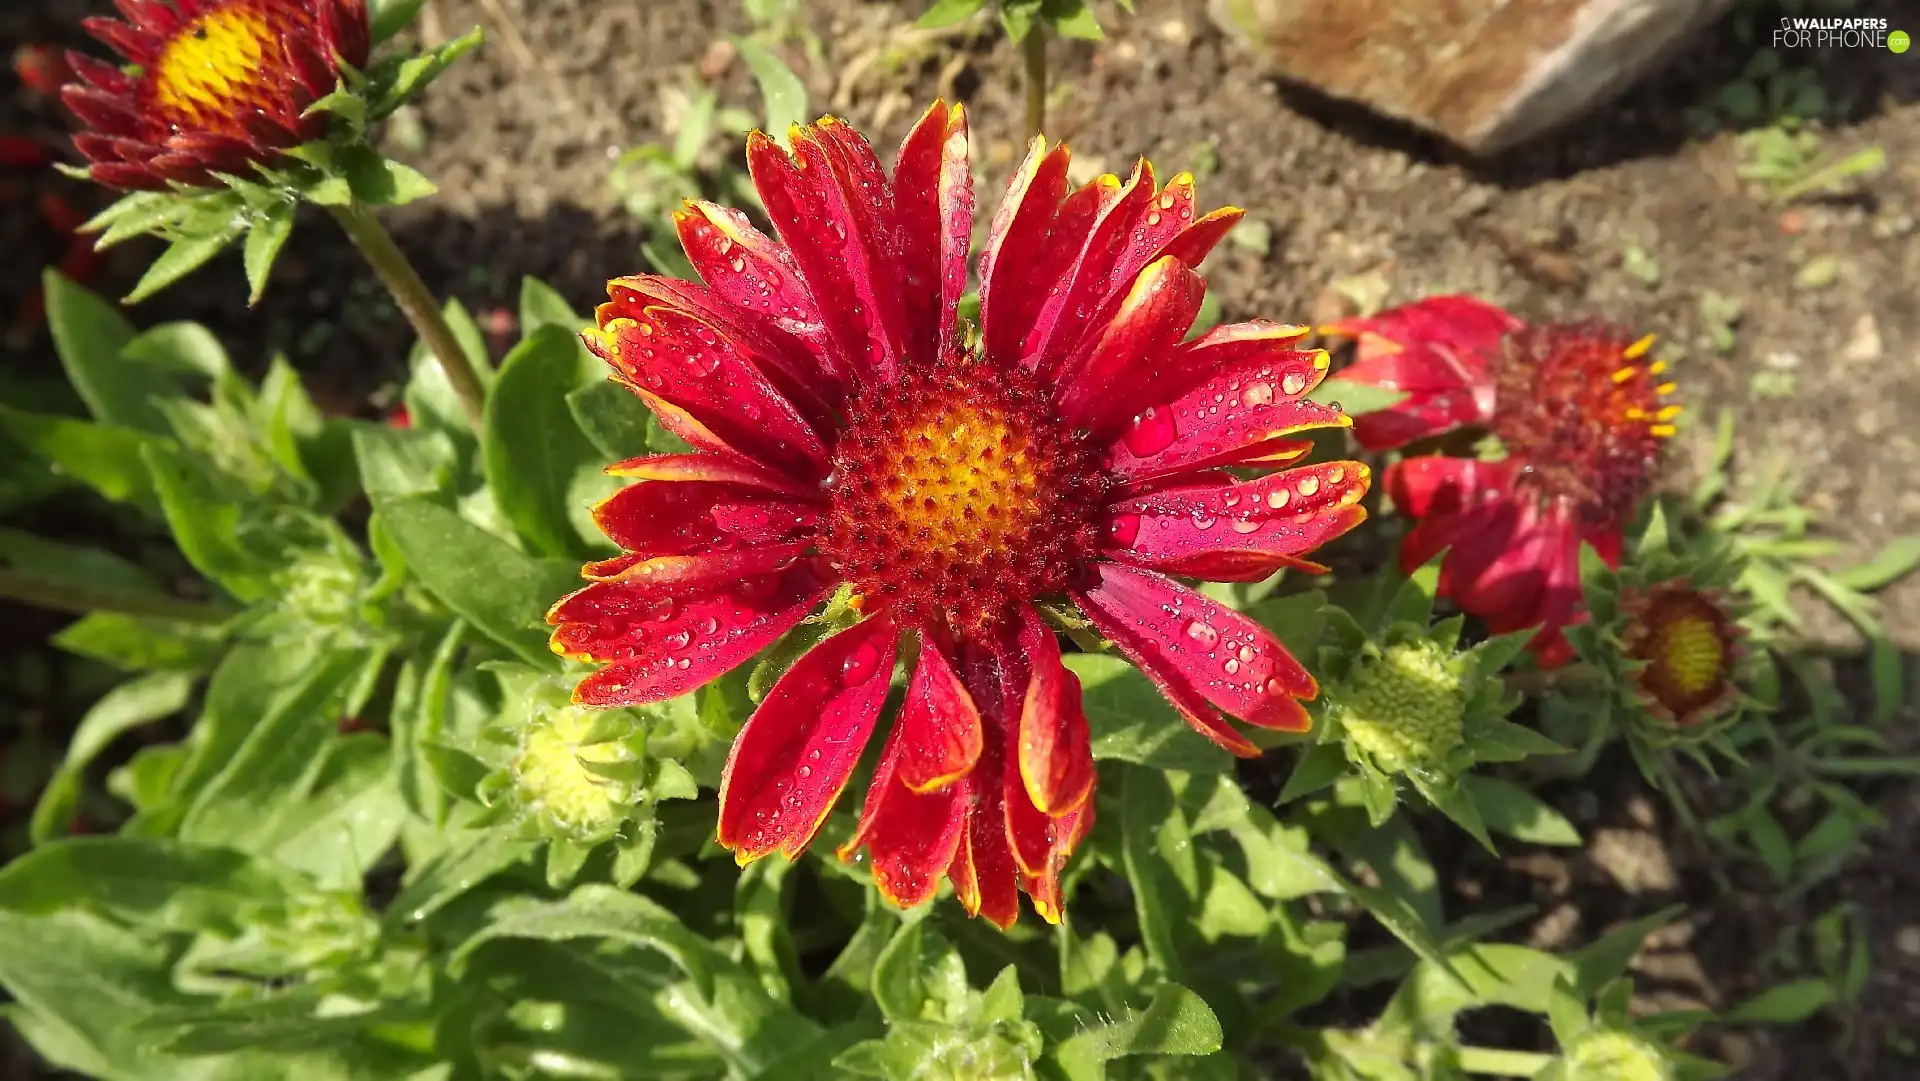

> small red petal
[65,52,135,94]
[1022,159,1159,377]
[978,138,1071,367]
[553,560,830,705]
[717,613,898,861]
[1106,349,1347,485]
[1323,295,1520,450]
[1104,459,1371,581]
[892,100,974,365]
[583,542,812,591]
[600,452,817,498]
[838,720,968,909]
[674,201,824,345]
[1056,254,1205,426]
[1085,319,1309,442]
[80,17,164,65]
[1012,607,1094,817]
[1076,563,1315,734]
[597,306,828,481]
[894,634,983,793]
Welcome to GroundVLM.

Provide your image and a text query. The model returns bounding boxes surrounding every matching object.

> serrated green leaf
[1052,985,1222,1070]
[125,229,240,304]
[340,147,439,206]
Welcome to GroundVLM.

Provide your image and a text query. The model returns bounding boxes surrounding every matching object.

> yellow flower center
[151,6,277,128]
[823,359,1104,633]
[1339,639,1467,773]
[1627,585,1735,725]
[512,706,634,836]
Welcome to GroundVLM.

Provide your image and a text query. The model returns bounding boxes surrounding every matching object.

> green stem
[0,567,231,624]
[328,203,486,431]
[1456,1046,1554,1077]
[1022,28,1048,140]
[1504,662,1605,698]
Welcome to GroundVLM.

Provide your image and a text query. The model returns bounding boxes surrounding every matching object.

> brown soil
[3,0,1919,1078]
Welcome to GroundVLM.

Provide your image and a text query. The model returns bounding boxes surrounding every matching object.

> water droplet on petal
[1186,621,1219,646]
[1107,513,1142,548]
[1122,407,1178,457]
[1281,371,1307,396]
[1241,381,1274,406]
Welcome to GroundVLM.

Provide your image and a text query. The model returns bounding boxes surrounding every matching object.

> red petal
[747,125,905,385]
[894,635,983,793]
[1019,799,1092,926]
[582,542,812,590]
[604,275,837,426]
[717,614,898,861]
[1323,295,1520,450]
[602,452,819,497]
[591,306,828,481]
[1013,608,1094,817]
[60,86,142,137]
[552,560,831,706]
[837,721,967,909]
[1384,455,1507,519]
[977,138,1071,368]
[65,52,135,94]
[948,764,1021,929]
[1022,160,1159,376]
[1106,347,1348,485]
[674,201,824,345]
[1075,563,1315,735]
[81,17,162,64]
[1056,255,1206,427]
[1105,459,1372,581]
[1083,319,1310,442]
[892,100,974,365]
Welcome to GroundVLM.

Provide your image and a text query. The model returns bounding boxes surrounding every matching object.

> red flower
[61,0,370,191]
[13,44,74,98]
[549,104,1370,927]
[1326,298,1677,666]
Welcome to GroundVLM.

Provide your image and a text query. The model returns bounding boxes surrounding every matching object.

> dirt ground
[2,0,1918,1077]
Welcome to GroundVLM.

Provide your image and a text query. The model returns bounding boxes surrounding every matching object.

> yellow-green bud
[280,554,360,624]
[1566,1031,1673,1081]
[511,705,634,837]
[919,1032,1036,1081]
[1338,639,1467,772]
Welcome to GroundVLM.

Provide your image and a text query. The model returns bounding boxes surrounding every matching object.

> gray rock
[1209,0,1735,154]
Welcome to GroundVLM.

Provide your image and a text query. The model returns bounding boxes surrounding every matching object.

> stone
[1208,0,1735,154]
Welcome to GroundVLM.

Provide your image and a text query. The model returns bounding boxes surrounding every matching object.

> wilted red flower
[60,0,370,191]
[1620,582,1741,726]
[1326,297,1678,666]
[549,103,1370,927]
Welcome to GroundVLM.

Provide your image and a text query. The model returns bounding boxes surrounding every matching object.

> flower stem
[328,203,486,431]
[1504,663,1605,697]
[0,567,231,624]
[1455,1046,1554,1077]
[1022,27,1048,139]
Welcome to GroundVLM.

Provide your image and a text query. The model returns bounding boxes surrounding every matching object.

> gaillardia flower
[549,102,1370,927]
[1325,296,1679,666]
[1618,581,1742,727]
[61,0,370,190]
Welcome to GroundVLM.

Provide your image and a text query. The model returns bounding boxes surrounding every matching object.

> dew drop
[1185,621,1219,646]
[1298,476,1321,497]
[1122,407,1178,457]
[1107,513,1142,547]
[1281,371,1307,396]
[1267,488,1291,510]
[842,641,882,685]
[1231,517,1263,534]
[1224,658,1240,674]
[1241,381,1274,406]
[1239,645,1256,663]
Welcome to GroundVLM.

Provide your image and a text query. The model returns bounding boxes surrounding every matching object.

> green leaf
[340,146,439,206]
[367,26,484,119]
[1472,717,1571,761]
[871,920,966,1023]
[1832,535,1920,592]
[1066,654,1232,773]
[1042,0,1105,40]
[1052,985,1222,1071]
[567,379,658,461]
[1723,978,1835,1024]
[0,406,164,509]
[1463,775,1582,846]
[53,613,226,672]
[376,497,573,667]
[0,529,159,597]
[734,37,809,145]
[386,828,537,928]
[1120,766,1196,978]
[484,324,607,557]
[918,0,990,28]
[450,885,824,1076]
[404,298,494,438]
[0,835,305,930]
[177,647,371,852]
[368,0,430,41]
[1278,742,1350,804]
[242,201,296,304]
[29,672,195,844]
[140,443,281,601]
[262,734,406,890]
[520,275,587,334]
[43,271,171,434]
[353,423,459,503]
[1569,904,1684,996]
[125,229,240,304]
[1307,377,1409,415]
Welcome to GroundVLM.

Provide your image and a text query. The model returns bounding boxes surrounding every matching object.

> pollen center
[1488,325,1678,525]
[149,5,279,132]
[1629,587,1735,721]
[823,359,1105,633]
[1653,614,1724,695]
